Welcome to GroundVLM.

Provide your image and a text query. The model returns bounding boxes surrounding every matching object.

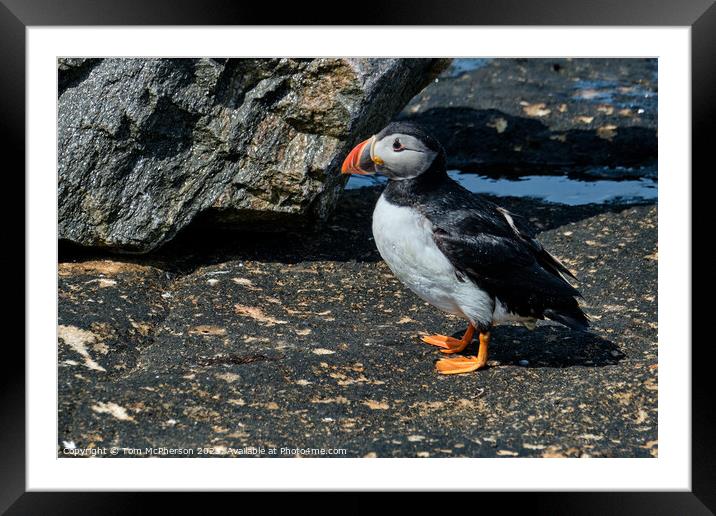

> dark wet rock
[58,58,448,253]
[57,58,102,95]
[399,58,657,176]
[58,190,657,458]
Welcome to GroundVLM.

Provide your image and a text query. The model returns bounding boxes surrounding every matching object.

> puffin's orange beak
[341,136,376,175]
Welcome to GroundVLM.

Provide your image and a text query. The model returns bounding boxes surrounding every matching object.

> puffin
[341,122,588,375]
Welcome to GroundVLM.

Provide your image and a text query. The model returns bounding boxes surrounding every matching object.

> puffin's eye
[392,138,404,152]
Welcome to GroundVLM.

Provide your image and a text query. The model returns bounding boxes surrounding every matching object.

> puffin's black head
[341,122,445,180]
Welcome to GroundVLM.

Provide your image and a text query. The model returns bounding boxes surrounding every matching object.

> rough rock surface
[58,58,447,252]
[58,190,657,458]
[399,58,657,177]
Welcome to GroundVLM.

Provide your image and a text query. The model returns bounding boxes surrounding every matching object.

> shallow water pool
[345,171,657,206]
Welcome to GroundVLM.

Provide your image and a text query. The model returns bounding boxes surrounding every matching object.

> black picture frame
[2,0,711,513]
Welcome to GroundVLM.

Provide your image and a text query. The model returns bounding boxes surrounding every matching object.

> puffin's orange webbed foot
[421,324,475,354]
[421,334,469,353]
[436,356,483,374]
[436,331,490,375]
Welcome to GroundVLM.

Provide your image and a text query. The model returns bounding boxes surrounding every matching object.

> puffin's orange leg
[421,324,475,354]
[436,331,490,375]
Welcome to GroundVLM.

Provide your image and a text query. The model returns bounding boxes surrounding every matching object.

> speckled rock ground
[400,58,657,177]
[58,189,657,458]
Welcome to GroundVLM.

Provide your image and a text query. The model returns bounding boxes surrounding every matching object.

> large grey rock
[58,58,448,252]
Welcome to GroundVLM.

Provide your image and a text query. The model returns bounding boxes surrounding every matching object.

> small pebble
[518,359,530,367]
[207,278,219,286]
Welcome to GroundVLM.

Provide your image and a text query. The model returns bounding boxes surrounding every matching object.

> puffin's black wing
[430,197,589,331]
[493,205,577,282]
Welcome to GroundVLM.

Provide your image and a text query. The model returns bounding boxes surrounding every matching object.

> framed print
[4,0,713,512]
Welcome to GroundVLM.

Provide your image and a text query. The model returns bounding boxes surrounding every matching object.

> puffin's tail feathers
[544,307,590,332]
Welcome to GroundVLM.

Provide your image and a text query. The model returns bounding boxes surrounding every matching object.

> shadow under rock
[59,184,654,274]
[399,106,657,175]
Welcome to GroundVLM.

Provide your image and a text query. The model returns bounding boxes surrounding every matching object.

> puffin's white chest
[371,194,494,325]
